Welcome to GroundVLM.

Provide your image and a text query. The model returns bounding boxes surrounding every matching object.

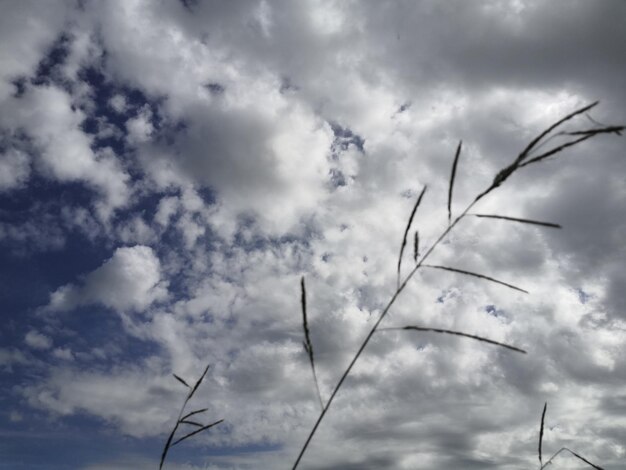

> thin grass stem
[291,201,476,470]
[422,264,528,293]
[540,447,604,470]
[471,213,561,229]
[290,103,622,469]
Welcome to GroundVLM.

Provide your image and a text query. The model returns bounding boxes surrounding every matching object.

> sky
[1,1,625,469]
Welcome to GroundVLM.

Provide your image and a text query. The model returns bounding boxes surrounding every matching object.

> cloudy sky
[1,1,625,469]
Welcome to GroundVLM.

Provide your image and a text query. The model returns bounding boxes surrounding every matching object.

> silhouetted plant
[158,102,622,469]
[538,402,604,470]
[292,102,623,469]
[159,364,223,470]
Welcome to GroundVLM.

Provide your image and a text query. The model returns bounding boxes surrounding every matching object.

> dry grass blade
[471,213,561,229]
[567,449,605,470]
[541,447,604,470]
[171,419,225,447]
[474,102,607,202]
[565,125,624,136]
[181,420,204,427]
[520,126,626,167]
[190,364,211,398]
[301,277,324,410]
[182,408,208,421]
[398,185,427,286]
[381,326,526,354]
[447,140,462,224]
[413,231,419,262]
[516,101,598,164]
[173,374,190,388]
[423,264,528,293]
[539,402,547,465]
[520,134,595,167]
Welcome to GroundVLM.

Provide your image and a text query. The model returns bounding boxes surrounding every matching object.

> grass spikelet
[447,140,462,224]
[539,402,547,465]
[471,213,561,229]
[301,277,324,410]
[398,185,427,287]
[517,101,599,165]
[473,102,612,202]
[413,231,419,262]
[423,264,528,293]
[173,374,190,388]
[520,124,626,167]
[190,364,210,398]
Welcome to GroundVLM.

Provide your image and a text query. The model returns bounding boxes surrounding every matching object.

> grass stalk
[159,364,223,470]
[291,102,622,469]
[537,402,603,470]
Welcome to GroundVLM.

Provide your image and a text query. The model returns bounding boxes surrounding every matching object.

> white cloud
[0,85,131,218]
[48,245,167,312]
[154,196,180,227]
[53,347,74,361]
[22,364,178,437]
[117,216,156,245]
[25,330,53,350]
[0,148,30,191]
[0,0,70,100]
[126,105,154,144]
[108,93,127,113]
[0,348,30,371]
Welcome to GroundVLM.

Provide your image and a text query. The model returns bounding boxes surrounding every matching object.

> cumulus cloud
[0,348,30,372]
[24,330,53,350]
[0,149,30,191]
[22,363,179,437]
[0,0,70,101]
[108,93,127,113]
[48,245,167,313]
[52,347,74,361]
[0,84,131,217]
[126,105,154,144]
